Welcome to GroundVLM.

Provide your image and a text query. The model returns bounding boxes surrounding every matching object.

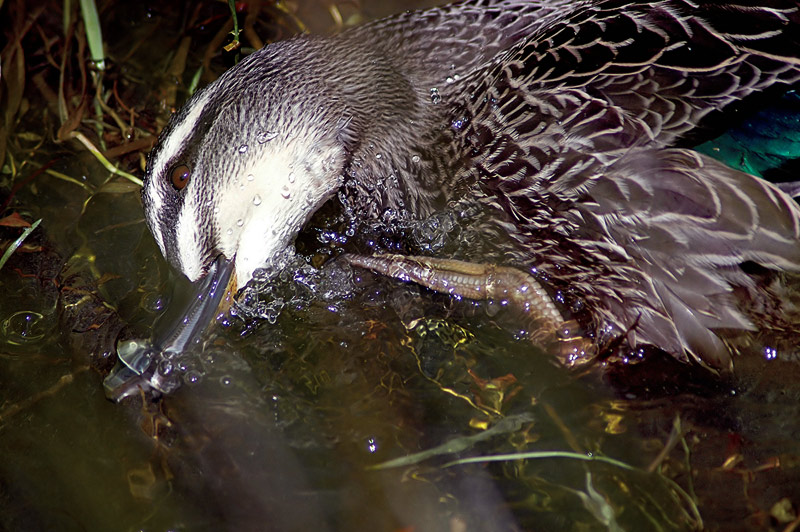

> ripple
[2,311,48,345]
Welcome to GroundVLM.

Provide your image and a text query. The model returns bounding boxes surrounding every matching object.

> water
[2,1,800,531]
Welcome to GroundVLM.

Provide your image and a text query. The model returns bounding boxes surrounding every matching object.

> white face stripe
[156,90,212,176]
[150,209,167,258]
[147,90,213,217]
[175,194,206,282]
[144,90,213,264]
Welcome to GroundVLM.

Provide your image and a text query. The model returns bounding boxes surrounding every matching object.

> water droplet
[213,206,220,214]
[238,144,248,154]
[375,153,382,159]
[246,173,255,182]
[429,87,441,104]
[446,76,454,84]
[411,155,421,163]
[281,186,291,199]
[236,218,244,227]
[322,156,336,172]
[256,131,278,143]
[220,376,233,386]
[226,228,233,235]
[253,194,262,206]
[287,172,295,184]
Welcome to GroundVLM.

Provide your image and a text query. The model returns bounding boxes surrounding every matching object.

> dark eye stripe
[170,164,191,190]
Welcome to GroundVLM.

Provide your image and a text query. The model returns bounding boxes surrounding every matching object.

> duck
[139,0,800,376]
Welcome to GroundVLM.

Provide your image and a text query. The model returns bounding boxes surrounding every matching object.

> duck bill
[154,254,237,356]
[104,255,237,401]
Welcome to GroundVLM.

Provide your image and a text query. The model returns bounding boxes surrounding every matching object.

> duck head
[141,39,363,289]
[111,35,432,398]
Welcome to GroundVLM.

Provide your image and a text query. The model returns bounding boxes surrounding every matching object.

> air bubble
[236,219,244,227]
[238,144,248,154]
[764,346,778,360]
[158,360,174,376]
[287,172,295,184]
[184,370,201,385]
[246,173,255,182]
[412,155,421,163]
[253,194,262,206]
[281,186,291,199]
[430,87,441,104]
[141,293,166,312]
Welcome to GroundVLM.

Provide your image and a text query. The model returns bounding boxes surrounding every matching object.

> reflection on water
[2,1,800,531]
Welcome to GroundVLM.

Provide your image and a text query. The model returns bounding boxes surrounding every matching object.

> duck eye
[170,164,191,190]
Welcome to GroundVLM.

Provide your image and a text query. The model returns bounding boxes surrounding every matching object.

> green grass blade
[228,0,240,43]
[79,0,105,70]
[0,219,42,271]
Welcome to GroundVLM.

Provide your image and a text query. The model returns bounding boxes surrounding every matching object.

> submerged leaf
[0,212,31,228]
